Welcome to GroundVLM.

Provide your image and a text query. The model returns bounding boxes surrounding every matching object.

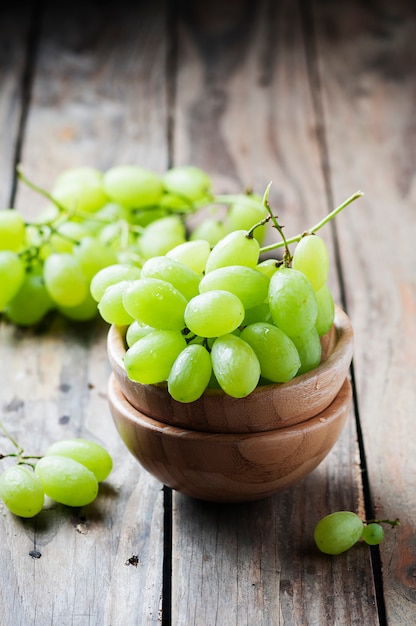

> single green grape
[125,320,156,346]
[166,239,211,274]
[103,165,164,209]
[269,267,318,337]
[168,344,212,402]
[52,167,109,213]
[223,194,269,243]
[314,511,364,555]
[290,326,322,375]
[122,277,187,330]
[35,455,99,507]
[199,265,270,310]
[138,215,187,259]
[0,465,45,518]
[292,234,329,291]
[205,230,260,272]
[73,236,118,281]
[43,253,88,307]
[190,217,228,247]
[98,281,135,326]
[211,334,261,398]
[184,290,245,338]
[315,283,335,336]
[240,322,300,382]
[44,438,112,482]
[5,267,55,326]
[0,250,25,311]
[140,256,201,301]
[162,165,212,206]
[361,523,385,546]
[123,329,187,384]
[90,263,142,302]
[0,209,26,251]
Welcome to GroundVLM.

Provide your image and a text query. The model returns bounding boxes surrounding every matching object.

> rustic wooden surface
[0,1,415,624]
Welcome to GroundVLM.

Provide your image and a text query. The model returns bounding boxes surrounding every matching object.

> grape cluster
[0,165,269,326]
[0,438,112,518]
[93,224,336,401]
[314,511,399,555]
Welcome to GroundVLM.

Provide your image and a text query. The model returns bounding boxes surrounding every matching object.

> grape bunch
[0,437,112,518]
[92,187,362,402]
[0,164,270,326]
[314,511,400,555]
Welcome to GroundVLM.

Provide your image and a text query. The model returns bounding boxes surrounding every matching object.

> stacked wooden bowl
[107,306,354,502]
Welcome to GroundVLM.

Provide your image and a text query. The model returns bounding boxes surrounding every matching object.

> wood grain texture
[0,2,169,624]
[312,0,416,623]
[170,1,377,623]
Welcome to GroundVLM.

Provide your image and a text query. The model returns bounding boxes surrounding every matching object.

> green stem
[366,518,400,528]
[259,190,364,255]
[0,418,21,451]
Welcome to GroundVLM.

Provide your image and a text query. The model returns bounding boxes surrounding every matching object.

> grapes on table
[0,438,113,518]
[1,164,362,402]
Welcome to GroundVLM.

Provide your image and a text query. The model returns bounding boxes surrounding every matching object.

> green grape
[242,302,272,326]
[0,209,26,251]
[205,230,260,273]
[49,220,88,253]
[167,344,212,402]
[124,329,187,384]
[0,250,25,310]
[315,283,335,336]
[35,455,99,507]
[126,320,156,346]
[140,256,200,301]
[59,291,98,321]
[123,277,187,330]
[98,281,135,326]
[291,326,322,375]
[44,438,112,482]
[314,511,364,555]
[162,165,212,206]
[240,322,300,382]
[5,268,54,326]
[165,239,211,274]
[43,253,88,307]
[0,465,44,518]
[90,263,141,302]
[73,236,118,281]
[199,265,269,309]
[211,334,261,398]
[129,206,168,227]
[292,234,329,291]
[103,165,164,209]
[190,217,227,247]
[184,290,244,338]
[52,167,109,213]
[138,215,187,259]
[224,194,268,243]
[269,267,318,337]
[256,258,280,279]
[361,523,385,546]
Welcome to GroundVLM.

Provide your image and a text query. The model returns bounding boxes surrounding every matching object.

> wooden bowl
[108,373,352,503]
[107,306,353,433]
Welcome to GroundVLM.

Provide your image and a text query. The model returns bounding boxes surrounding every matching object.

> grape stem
[0,418,42,466]
[259,190,364,255]
[366,518,400,528]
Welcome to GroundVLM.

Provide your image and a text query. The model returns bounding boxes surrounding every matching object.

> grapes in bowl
[106,304,353,434]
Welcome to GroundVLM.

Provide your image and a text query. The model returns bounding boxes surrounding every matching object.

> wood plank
[0,2,35,207]
[312,0,416,623]
[0,1,169,623]
[170,1,377,624]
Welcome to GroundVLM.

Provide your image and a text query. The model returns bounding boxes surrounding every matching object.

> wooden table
[1,1,415,624]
